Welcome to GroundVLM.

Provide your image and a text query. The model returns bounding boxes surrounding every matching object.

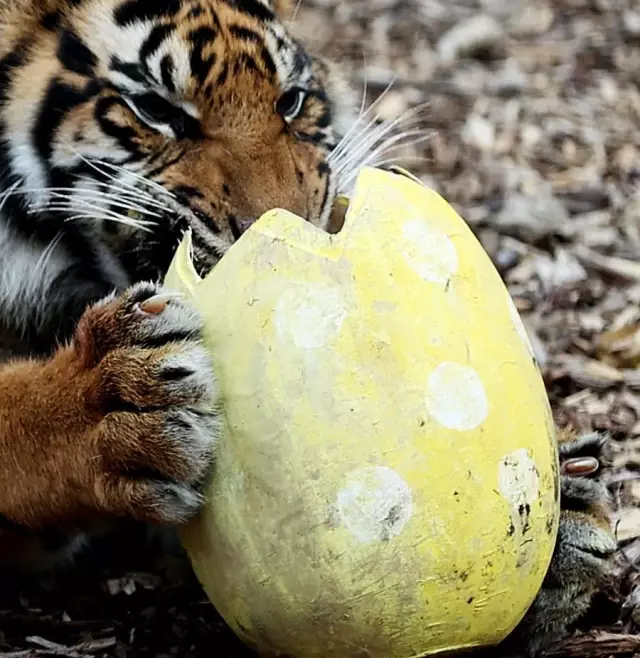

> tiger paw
[72,281,221,524]
[514,431,617,656]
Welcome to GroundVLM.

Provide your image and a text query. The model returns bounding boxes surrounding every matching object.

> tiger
[0,0,618,653]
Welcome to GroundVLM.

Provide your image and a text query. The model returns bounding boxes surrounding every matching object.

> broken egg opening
[327,194,349,234]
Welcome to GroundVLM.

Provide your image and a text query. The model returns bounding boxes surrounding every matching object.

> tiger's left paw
[514,431,617,656]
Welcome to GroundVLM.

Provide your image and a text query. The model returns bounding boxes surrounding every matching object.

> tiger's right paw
[0,282,220,532]
[77,282,221,525]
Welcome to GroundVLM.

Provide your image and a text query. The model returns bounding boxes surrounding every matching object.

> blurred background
[3,1,640,656]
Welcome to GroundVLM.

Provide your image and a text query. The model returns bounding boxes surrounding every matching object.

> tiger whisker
[331,101,430,174]
[34,230,65,278]
[340,143,430,176]
[88,158,176,200]
[70,177,174,212]
[41,209,153,232]
[354,144,431,171]
[330,101,431,194]
[105,185,174,213]
[331,111,383,171]
[0,183,170,220]
[30,199,155,231]
[330,73,369,157]
[334,99,429,157]
[0,180,21,213]
[340,155,429,190]
[61,213,155,232]
[79,170,172,211]
[367,154,429,169]
[45,189,164,218]
[59,138,175,204]
[334,128,432,180]
[45,197,162,222]
[329,78,396,164]
[43,201,156,227]
[288,0,304,26]
[332,125,429,182]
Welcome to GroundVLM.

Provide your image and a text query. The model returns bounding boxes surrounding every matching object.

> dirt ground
[3,0,640,656]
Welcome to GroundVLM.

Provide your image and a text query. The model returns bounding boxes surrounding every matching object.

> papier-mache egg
[163,167,560,658]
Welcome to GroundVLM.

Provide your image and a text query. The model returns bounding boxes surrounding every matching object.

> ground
[2,0,640,655]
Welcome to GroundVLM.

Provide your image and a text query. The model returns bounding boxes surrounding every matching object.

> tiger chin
[0,0,617,654]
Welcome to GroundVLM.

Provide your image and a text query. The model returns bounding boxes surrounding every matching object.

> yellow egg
[164,167,560,658]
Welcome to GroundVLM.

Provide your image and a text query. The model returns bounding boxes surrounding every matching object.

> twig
[71,638,116,654]
[574,245,640,281]
[25,638,81,658]
[544,631,640,656]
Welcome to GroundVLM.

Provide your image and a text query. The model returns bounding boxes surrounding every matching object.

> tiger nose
[230,216,257,239]
[238,218,256,232]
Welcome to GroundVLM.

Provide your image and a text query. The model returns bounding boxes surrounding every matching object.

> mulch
[3,0,640,655]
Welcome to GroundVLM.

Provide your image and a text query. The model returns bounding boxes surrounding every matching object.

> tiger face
[0,0,355,275]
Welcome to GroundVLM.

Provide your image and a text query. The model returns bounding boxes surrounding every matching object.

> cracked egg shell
[164,167,560,658]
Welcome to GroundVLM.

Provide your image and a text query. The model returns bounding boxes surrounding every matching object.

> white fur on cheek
[323,61,359,141]
[2,52,60,209]
[0,222,71,334]
[7,143,49,209]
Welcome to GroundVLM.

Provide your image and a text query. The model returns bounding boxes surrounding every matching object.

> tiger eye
[275,87,307,123]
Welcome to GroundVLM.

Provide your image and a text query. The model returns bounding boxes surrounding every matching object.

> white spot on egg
[498,448,540,510]
[507,294,535,357]
[275,284,347,349]
[425,362,488,431]
[401,219,458,284]
[336,466,413,543]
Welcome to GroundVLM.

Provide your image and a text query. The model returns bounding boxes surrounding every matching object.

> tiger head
[0,0,357,276]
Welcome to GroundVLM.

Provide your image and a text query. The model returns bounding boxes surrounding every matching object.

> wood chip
[26,637,81,658]
[613,508,640,542]
[575,245,640,281]
[556,354,624,389]
[544,631,640,656]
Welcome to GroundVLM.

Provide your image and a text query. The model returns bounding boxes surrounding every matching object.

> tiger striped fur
[0,0,354,571]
